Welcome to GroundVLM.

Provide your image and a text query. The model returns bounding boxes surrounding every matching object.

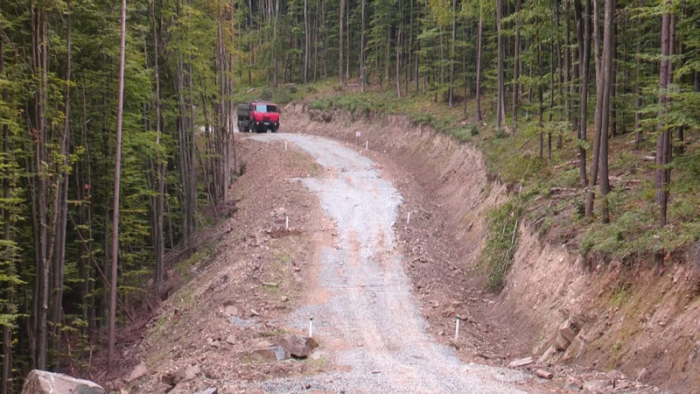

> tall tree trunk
[556,0,564,148]
[565,0,572,132]
[512,0,521,130]
[339,0,344,85]
[151,0,165,299]
[360,0,366,92]
[108,0,127,371]
[586,0,604,219]
[1,9,14,393]
[448,0,456,107]
[574,0,591,188]
[655,3,673,227]
[634,26,643,147]
[304,0,309,84]
[475,0,483,122]
[51,0,72,354]
[396,28,402,98]
[610,16,618,137]
[496,0,506,128]
[346,0,350,79]
[599,0,614,223]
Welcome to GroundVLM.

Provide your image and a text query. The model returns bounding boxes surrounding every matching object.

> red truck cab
[249,101,280,133]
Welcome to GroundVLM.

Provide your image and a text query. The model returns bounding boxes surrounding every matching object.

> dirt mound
[284,102,697,392]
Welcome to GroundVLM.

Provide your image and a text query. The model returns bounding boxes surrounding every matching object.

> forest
[0,0,698,392]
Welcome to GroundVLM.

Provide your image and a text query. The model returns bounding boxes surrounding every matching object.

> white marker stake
[286,216,289,230]
[455,317,460,340]
[365,140,369,150]
[285,140,288,150]
[407,212,411,225]
[309,317,314,337]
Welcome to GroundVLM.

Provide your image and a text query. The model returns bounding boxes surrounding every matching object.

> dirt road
[249,133,532,393]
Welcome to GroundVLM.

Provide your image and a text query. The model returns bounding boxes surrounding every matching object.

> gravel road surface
[249,133,532,393]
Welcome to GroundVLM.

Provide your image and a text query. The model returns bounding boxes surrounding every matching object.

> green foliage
[479,200,522,291]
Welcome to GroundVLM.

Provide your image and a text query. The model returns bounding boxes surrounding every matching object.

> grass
[265,80,698,282]
[479,199,523,290]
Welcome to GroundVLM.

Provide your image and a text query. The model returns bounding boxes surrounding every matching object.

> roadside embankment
[284,102,700,393]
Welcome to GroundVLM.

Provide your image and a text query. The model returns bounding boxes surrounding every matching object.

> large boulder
[22,370,104,394]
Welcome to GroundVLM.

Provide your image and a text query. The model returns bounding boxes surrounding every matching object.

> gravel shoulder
[249,133,534,393]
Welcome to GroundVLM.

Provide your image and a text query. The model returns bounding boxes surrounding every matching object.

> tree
[655,0,674,227]
[108,0,127,371]
[340,0,345,85]
[496,0,506,128]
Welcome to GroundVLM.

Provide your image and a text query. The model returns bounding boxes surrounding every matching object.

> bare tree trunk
[346,0,350,79]
[655,3,673,227]
[496,0,506,128]
[304,0,309,84]
[574,0,591,188]
[448,0,456,107]
[108,0,127,371]
[586,0,603,219]
[339,0,344,85]
[51,0,72,355]
[610,17,618,137]
[599,0,615,223]
[151,0,165,298]
[512,0,521,130]
[396,29,402,98]
[634,23,643,147]
[556,0,564,148]
[1,10,14,392]
[360,0,366,92]
[475,0,483,121]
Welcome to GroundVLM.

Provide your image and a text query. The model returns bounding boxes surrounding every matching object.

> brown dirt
[108,137,340,393]
[102,99,696,393]
[283,102,689,393]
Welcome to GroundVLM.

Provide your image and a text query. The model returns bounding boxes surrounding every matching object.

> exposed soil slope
[283,102,698,392]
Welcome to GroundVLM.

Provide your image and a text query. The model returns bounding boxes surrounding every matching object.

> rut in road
[249,133,531,393]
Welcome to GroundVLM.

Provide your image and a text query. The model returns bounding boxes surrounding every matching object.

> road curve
[248,133,532,394]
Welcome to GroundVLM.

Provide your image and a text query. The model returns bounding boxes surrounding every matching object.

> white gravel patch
[248,133,533,393]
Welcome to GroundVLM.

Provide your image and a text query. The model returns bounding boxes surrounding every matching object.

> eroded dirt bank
[283,102,700,393]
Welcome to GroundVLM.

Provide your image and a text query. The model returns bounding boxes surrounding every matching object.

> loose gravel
[248,133,532,393]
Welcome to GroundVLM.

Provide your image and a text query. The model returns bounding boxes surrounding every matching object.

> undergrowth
[479,200,523,291]
[295,83,699,273]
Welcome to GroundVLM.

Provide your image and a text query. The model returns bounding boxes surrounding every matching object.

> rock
[535,369,554,379]
[583,379,613,393]
[538,345,559,364]
[508,357,534,368]
[606,369,625,381]
[224,305,239,316]
[21,370,104,394]
[226,335,237,345]
[278,335,319,358]
[250,345,289,362]
[181,364,201,381]
[558,315,583,343]
[310,350,325,360]
[565,376,583,391]
[127,362,149,382]
[636,367,650,382]
[195,388,218,394]
[554,332,571,351]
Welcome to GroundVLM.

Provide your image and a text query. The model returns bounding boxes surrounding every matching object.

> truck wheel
[272,127,278,133]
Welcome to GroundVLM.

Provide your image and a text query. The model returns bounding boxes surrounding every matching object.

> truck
[237,101,280,133]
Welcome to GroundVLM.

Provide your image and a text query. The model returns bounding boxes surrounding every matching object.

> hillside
[1,0,698,392]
